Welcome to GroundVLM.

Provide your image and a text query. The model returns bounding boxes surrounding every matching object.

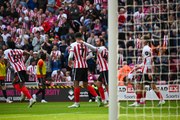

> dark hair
[30,58,36,65]
[100,38,105,46]
[74,32,82,39]
[7,40,15,49]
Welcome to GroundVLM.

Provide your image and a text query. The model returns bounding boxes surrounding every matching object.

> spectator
[37,0,47,12]
[41,34,52,54]
[87,32,96,46]
[50,45,62,71]
[51,69,64,82]
[47,0,55,13]
[32,31,44,51]
[27,59,38,82]
[65,71,71,84]
[54,0,62,13]
[1,28,11,45]
[69,1,80,20]
[0,36,6,50]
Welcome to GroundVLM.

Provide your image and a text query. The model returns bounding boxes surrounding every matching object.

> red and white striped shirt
[128,66,142,80]
[96,46,108,72]
[94,0,103,4]
[133,11,144,25]
[51,70,64,82]
[69,42,88,68]
[4,49,26,73]
[163,35,168,49]
[16,28,23,35]
[141,56,153,74]
[135,38,142,49]
[27,65,37,82]
[141,45,153,73]
[50,50,61,60]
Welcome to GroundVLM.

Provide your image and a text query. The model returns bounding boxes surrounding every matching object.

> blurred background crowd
[0,0,179,85]
[118,0,180,84]
[0,0,108,84]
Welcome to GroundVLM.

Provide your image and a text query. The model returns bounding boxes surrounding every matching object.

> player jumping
[129,36,165,106]
[4,40,36,108]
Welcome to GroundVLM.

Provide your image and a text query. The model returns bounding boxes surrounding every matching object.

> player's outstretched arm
[78,40,97,52]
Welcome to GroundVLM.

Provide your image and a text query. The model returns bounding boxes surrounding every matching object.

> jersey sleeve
[3,50,8,59]
[68,44,74,61]
[27,66,30,71]
[69,44,74,52]
[51,71,55,78]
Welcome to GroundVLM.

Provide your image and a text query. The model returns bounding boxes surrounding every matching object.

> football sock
[21,86,32,99]
[138,91,146,103]
[36,89,42,95]
[87,85,98,97]
[155,91,163,100]
[98,86,105,100]
[74,87,80,102]
[41,89,45,100]
[136,93,142,103]
[13,84,22,92]
[2,90,7,99]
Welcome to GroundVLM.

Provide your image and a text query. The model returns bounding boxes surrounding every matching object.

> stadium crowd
[0,0,179,86]
[0,0,108,84]
[118,0,180,85]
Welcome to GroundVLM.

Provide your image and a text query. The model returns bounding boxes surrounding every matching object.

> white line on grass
[120,106,179,109]
[1,113,179,119]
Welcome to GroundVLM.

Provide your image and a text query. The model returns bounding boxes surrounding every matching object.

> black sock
[2,90,7,99]
[42,89,45,100]
[36,89,42,95]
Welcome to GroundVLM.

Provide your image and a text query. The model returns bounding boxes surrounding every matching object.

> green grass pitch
[0,101,179,120]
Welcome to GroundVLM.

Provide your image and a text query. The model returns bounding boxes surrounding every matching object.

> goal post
[108,0,119,120]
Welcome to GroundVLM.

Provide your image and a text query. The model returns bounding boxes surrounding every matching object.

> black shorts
[98,71,108,86]
[13,70,28,84]
[139,74,154,85]
[0,80,5,86]
[73,68,88,82]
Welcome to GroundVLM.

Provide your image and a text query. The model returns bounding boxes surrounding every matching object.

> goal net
[117,0,180,120]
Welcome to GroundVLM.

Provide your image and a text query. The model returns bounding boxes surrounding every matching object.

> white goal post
[108,0,119,120]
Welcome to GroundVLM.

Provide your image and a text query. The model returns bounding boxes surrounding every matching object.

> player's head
[142,35,151,46]
[95,38,105,46]
[100,38,105,46]
[7,39,16,49]
[74,32,83,41]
